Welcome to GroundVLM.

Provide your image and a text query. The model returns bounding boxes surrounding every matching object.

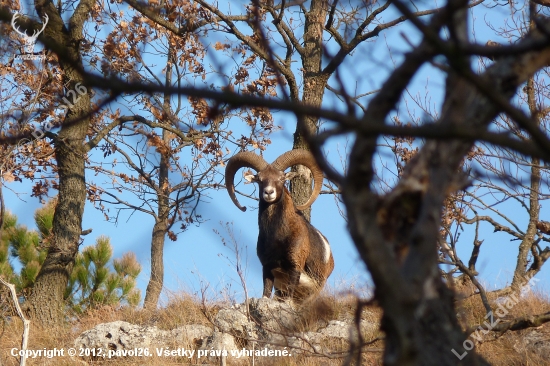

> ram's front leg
[286,266,301,300]
[262,266,275,298]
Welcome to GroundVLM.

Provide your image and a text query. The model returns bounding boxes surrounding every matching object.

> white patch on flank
[273,269,315,289]
[316,229,331,263]
[299,272,315,288]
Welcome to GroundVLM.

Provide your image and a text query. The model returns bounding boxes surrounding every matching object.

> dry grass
[1,285,549,365]
[455,284,550,366]
[0,289,382,366]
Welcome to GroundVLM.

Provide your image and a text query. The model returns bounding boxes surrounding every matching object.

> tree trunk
[26,133,87,326]
[144,217,167,308]
[143,43,173,308]
[344,136,491,365]
[341,5,550,361]
[290,0,329,222]
[511,3,543,289]
[26,0,93,327]
[143,127,170,308]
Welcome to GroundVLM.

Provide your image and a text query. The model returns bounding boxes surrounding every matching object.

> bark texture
[143,44,173,308]
[26,0,93,326]
[290,0,329,222]
[511,4,545,291]
[143,126,170,308]
[144,216,168,308]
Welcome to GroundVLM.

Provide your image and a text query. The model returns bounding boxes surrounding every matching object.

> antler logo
[11,12,48,54]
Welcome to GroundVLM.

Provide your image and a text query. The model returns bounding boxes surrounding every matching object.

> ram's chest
[257,227,293,260]
[257,215,295,260]
[259,204,290,233]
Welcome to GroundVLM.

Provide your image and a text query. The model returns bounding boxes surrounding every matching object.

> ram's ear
[284,172,298,181]
[244,174,258,184]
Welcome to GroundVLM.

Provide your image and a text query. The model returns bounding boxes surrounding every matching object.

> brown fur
[256,180,334,304]
[225,150,334,304]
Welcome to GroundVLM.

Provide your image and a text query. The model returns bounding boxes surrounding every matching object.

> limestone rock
[203,298,378,356]
[198,331,242,363]
[75,298,379,362]
[513,329,550,357]
[248,297,303,333]
[75,320,212,354]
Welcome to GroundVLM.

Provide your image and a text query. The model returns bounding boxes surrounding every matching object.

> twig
[0,277,30,366]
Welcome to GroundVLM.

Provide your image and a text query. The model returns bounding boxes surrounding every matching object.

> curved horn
[272,149,324,210]
[225,151,268,212]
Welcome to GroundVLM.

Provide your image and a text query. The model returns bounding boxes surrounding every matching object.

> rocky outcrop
[76,298,379,363]
[75,321,211,354]
[513,328,550,357]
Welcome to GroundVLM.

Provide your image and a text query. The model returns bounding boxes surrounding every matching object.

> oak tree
[2,0,550,364]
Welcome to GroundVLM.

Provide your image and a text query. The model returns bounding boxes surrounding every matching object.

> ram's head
[225,150,324,211]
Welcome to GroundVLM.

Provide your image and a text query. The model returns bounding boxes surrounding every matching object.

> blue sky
[3,1,549,306]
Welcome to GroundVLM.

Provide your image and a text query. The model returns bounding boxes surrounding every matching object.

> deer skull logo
[11,12,48,54]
